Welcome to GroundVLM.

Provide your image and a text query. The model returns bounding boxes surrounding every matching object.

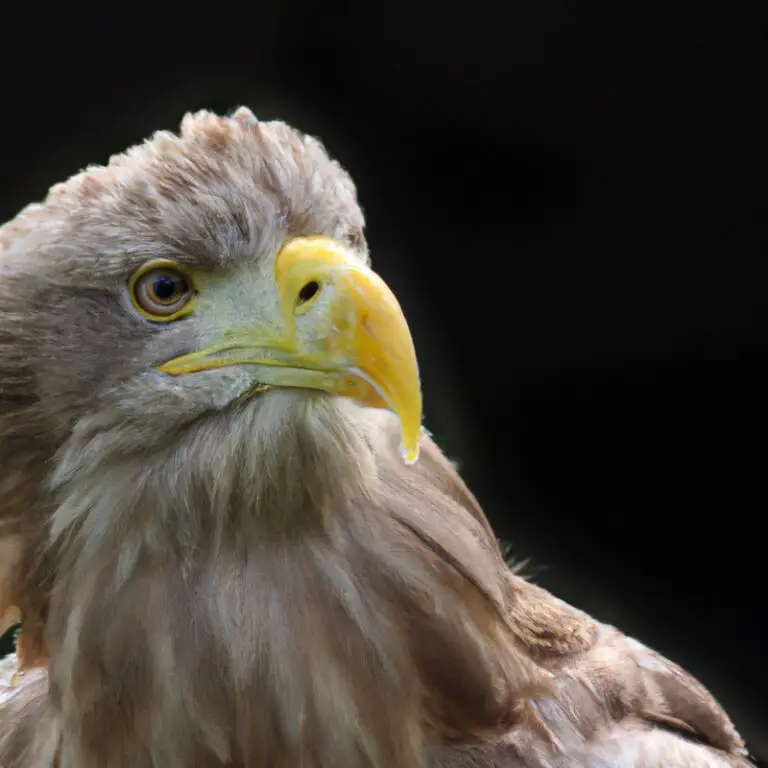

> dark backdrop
[1,0,765,758]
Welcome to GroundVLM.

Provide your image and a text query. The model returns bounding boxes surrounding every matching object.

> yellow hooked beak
[157,237,422,464]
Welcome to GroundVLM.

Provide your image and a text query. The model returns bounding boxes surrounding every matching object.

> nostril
[297,280,320,305]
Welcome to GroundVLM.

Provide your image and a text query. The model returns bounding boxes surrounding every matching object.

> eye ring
[128,260,197,322]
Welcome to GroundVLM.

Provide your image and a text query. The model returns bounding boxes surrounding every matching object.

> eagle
[0,107,753,767]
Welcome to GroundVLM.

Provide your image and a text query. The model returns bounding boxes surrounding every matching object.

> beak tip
[400,442,420,466]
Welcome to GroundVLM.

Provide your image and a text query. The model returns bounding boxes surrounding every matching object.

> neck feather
[46,394,548,767]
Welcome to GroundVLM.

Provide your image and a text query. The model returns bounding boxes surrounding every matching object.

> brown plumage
[0,108,753,767]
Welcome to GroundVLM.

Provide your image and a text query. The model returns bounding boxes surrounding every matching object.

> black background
[1,1,765,759]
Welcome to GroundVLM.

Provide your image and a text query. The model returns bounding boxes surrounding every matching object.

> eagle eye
[129,260,197,322]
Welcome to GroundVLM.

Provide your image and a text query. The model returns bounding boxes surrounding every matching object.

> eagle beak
[157,237,422,464]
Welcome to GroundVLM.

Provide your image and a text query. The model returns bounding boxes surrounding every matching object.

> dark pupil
[152,275,179,301]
